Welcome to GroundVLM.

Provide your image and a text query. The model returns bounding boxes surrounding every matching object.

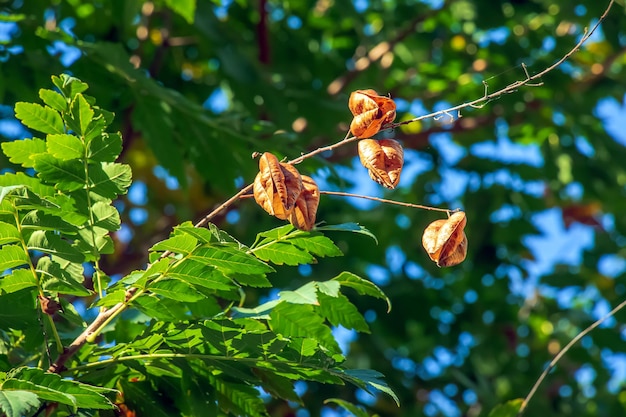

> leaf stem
[518,297,626,416]
[320,191,454,213]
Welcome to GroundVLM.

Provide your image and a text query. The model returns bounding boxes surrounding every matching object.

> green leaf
[149,279,205,302]
[324,398,370,417]
[0,269,37,294]
[253,369,301,404]
[269,303,340,354]
[191,245,274,275]
[38,257,90,296]
[93,287,125,307]
[91,201,121,231]
[318,293,369,333]
[0,289,37,330]
[27,230,85,263]
[68,93,94,136]
[0,173,55,197]
[32,153,84,191]
[230,299,280,320]
[255,224,296,241]
[0,185,24,205]
[166,260,234,291]
[52,74,88,100]
[488,399,524,417]
[253,241,315,266]
[164,0,197,24]
[21,210,78,234]
[0,13,26,22]
[179,369,219,416]
[279,282,319,305]
[289,234,343,258]
[0,390,41,417]
[229,272,272,288]
[88,132,122,162]
[133,293,188,321]
[39,88,68,112]
[119,379,177,417]
[209,375,269,417]
[1,138,47,168]
[150,234,198,255]
[14,102,64,135]
[0,221,20,245]
[2,367,115,411]
[333,272,391,313]
[89,162,132,199]
[341,369,399,406]
[174,224,215,243]
[316,222,378,244]
[0,245,29,271]
[287,337,319,358]
[46,134,85,160]
[317,280,340,297]
[75,226,114,257]
[208,223,246,246]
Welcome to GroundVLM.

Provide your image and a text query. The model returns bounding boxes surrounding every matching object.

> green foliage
[488,399,524,417]
[0,76,396,416]
[0,367,115,412]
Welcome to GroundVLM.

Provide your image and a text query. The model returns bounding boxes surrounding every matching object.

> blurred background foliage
[2,0,626,416]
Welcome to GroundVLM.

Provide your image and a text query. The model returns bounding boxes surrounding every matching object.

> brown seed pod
[289,175,320,231]
[253,152,303,220]
[348,89,396,138]
[357,138,404,189]
[422,211,468,267]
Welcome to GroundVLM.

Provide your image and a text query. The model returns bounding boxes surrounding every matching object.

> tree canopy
[1,0,626,416]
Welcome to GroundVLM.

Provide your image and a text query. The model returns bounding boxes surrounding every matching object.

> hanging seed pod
[422,211,468,267]
[358,138,404,189]
[348,89,396,138]
[289,175,320,231]
[253,152,303,220]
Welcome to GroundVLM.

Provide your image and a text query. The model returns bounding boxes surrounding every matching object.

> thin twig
[320,191,454,213]
[518,297,626,416]
[389,0,616,130]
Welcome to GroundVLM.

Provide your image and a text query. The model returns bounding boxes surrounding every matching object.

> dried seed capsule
[348,89,396,138]
[253,152,303,220]
[289,175,320,231]
[422,211,468,267]
[357,138,404,189]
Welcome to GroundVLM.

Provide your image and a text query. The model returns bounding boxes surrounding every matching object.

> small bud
[38,294,63,315]
[348,89,396,138]
[357,138,404,189]
[422,211,468,267]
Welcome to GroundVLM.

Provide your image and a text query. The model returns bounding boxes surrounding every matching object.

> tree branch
[517,297,626,416]
[47,0,617,376]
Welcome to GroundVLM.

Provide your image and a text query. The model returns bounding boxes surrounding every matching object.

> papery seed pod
[358,138,404,189]
[349,89,396,138]
[253,152,303,220]
[289,175,320,231]
[422,211,468,267]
